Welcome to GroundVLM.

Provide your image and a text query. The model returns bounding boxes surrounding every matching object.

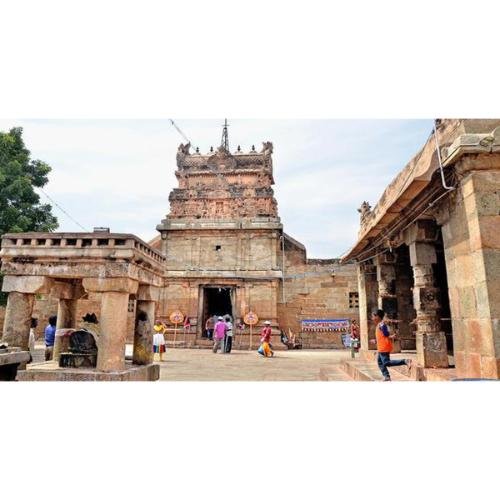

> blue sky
[0,119,433,258]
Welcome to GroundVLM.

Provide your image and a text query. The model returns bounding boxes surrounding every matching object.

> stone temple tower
[156,126,283,344]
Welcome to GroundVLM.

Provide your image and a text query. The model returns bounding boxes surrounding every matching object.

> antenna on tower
[221,118,229,152]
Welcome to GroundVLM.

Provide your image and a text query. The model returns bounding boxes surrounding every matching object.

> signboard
[244,311,259,326]
[169,311,185,325]
[301,319,350,333]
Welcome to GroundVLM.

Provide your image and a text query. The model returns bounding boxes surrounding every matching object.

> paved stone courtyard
[153,348,353,381]
[29,342,420,381]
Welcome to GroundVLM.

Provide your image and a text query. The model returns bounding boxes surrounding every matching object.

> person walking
[350,319,360,352]
[224,316,233,353]
[44,315,57,361]
[212,316,227,354]
[183,316,191,334]
[371,309,412,381]
[236,319,245,348]
[205,316,214,340]
[258,320,274,357]
[29,317,38,363]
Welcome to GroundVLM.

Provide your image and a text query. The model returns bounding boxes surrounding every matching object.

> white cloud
[0,119,433,257]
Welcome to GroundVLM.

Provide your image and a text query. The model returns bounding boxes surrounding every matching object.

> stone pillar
[1,292,35,350]
[133,285,158,365]
[52,281,84,362]
[376,253,401,353]
[52,299,77,362]
[83,278,139,372]
[357,261,378,351]
[1,276,52,350]
[271,233,278,270]
[394,246,416,350]
[55,299,76,331]
[437,155,500,378]
[98,292,130,371]
[133,300,155,365]
[408,235,448,368]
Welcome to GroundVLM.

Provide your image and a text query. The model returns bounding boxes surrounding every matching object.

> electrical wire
[340,121,461,263]
[38,187,90,232]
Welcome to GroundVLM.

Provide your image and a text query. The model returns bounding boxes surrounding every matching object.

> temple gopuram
[153,123,358,348]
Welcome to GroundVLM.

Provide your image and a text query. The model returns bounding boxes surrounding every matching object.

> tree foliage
[0,127,58,234]
[0,127,58,305]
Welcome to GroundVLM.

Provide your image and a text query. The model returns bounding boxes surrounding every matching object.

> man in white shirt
[224,316,233,353]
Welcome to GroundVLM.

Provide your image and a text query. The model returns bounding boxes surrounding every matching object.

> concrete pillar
[357,261,378,351]
[98,291,129,372]
[133,300,155,365]
[409,239,448,368]
[1,292,35,350]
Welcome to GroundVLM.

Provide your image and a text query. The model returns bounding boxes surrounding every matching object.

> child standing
[153,321,167,361]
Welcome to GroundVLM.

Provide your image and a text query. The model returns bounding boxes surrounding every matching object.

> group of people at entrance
[212,316,234,354]
[207,315,274,357]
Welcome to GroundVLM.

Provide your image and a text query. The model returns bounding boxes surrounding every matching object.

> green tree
[0,127,58,234]
[0,127,58,304]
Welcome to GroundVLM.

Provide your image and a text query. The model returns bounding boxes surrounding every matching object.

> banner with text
[301,319,350,333]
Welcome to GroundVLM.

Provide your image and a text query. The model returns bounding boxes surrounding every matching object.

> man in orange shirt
[371,309,412,381]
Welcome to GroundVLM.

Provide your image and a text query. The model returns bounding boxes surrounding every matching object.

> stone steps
[318,366,353,381]
[340,358,413,382]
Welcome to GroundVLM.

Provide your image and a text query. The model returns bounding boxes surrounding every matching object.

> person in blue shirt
[44,315,57,361]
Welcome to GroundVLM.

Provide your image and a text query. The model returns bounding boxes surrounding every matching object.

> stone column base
[416,332,449,368]
[17,362,160,381]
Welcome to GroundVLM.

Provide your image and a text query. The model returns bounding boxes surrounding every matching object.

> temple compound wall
[278,236,358,348]
[343,119,500,379]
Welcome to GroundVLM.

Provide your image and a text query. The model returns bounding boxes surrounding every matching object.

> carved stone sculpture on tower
[262,141,273,154]
[357,201,372,222]
[176,142,191,166]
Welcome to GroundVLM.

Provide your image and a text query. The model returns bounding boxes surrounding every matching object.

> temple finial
[221,118,229,152]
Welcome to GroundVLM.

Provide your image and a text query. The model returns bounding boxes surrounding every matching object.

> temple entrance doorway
[199,286,235,337]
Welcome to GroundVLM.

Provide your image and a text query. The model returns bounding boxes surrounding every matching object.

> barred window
[128,299,135,313]
[349,292,359,308]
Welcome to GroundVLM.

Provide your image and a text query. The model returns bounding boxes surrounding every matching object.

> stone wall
[164,229,279,272]
[440,162,500,378]
[279,254,359,348]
